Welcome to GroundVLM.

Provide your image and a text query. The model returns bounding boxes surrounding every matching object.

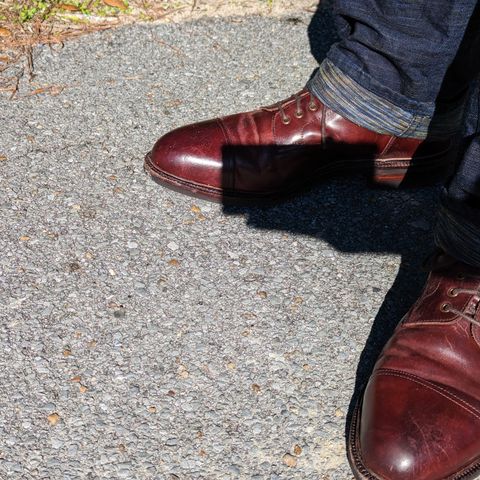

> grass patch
[0,0,189,96]
[0,1,192,53]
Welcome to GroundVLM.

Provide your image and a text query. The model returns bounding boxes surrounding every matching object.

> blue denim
[309,59,463,138]
[309,0,480,139]
[435,79,480,267]
[309,0,480,267]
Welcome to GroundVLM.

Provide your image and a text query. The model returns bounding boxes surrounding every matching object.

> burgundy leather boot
[145,89,455,202]
[348,251,480,480]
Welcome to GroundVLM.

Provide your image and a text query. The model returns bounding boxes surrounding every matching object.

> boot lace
[277,92,318,125]
[440,274,480,327]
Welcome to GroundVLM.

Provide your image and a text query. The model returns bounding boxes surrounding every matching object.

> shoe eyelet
[447,288,459,297]
[282,116,291,125]
[308,103,318,112]
[294,111,304,119]
[440,302,451,312]
[457,273,465,280]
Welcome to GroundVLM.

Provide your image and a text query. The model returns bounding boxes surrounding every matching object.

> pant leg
[435,78,480,268]
[308,0,480,138]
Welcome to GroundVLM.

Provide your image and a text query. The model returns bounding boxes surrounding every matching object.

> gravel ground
[0,10,442,480]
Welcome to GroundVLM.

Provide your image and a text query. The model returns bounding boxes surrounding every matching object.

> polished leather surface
[146,90,454,200]
[350,252,480,480]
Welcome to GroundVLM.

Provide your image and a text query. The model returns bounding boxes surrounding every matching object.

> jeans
[309,0,480,268]
[436,79,480,267]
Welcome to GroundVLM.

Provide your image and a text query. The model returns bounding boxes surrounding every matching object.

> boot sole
[144,149,453,204]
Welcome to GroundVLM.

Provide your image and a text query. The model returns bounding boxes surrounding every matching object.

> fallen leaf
[63,347,72,357]
[70,375,81,383]
[256,291,267,299]
[227,362,236,370]
[79,385,88,393]
[47,413,60,426]
[58,3,80,11]
[0,155,7,162]
[103,0,127,9]
[113,186,123,193]
[148,405,157,413]
[191,205,201,213]
[168,259,180,266]
[0,27,12,37]
[19,235,30,242]
[283,453,297,467]
[198,449,207,457]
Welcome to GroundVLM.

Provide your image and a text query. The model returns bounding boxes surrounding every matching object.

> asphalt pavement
[0,11,441,480]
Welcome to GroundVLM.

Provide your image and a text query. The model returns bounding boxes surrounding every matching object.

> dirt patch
[0,1,317,50]
[170,0,317,20]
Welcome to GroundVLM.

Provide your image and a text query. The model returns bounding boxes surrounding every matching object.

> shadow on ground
[221,1,440,440]
[222,177,436,438]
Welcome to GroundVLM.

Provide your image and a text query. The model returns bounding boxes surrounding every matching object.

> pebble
[167,241,179,251]
[51,439,64,449]
[283,453,298,467]
[251,423,262,434]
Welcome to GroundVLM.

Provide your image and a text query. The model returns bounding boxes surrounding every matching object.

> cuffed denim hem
[308,59,465,139]
[434,200,480,268]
